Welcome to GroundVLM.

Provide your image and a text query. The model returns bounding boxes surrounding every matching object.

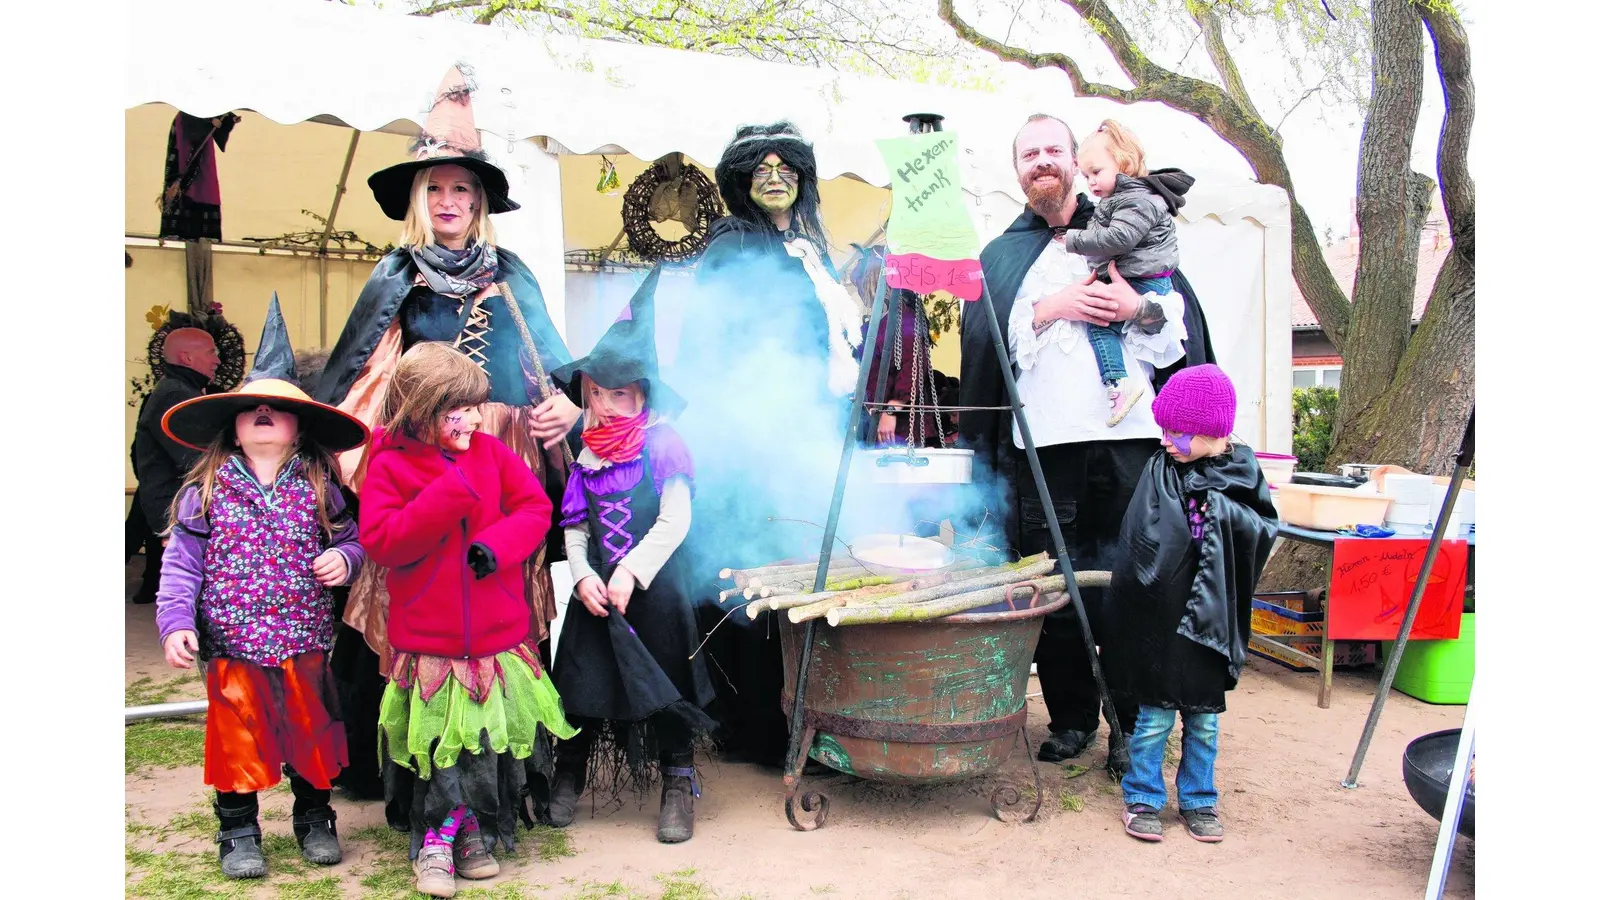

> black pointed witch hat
[551,267,684,416]
[162,294,370,452]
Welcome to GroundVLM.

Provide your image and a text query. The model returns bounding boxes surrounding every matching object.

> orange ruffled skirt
[204,650,347,794]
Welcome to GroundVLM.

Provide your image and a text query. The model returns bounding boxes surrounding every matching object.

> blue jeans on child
[1086,275,1173,385]
[1120,704,1220,811]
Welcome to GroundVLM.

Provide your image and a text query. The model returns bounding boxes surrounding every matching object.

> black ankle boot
[657,758,698,844]
[288,772,342,865]
[292,806,341,865]
[546,766,585,828]
[214,794,266,879]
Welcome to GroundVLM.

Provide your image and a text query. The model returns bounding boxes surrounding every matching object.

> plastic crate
[1248,638,1378,672]
[1255,590,1321,614]
[1251,606,1325,637]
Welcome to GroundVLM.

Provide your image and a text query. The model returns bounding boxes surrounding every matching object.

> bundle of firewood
[718,552,1110,626]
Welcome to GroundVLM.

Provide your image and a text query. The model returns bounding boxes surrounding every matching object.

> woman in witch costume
[672,122,861,769]
[315,65,581,814]
[545,268,716,844]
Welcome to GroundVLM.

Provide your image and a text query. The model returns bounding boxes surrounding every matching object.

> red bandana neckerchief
[582,411,648,464]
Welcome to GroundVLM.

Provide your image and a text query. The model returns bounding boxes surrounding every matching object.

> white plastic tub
[1257,452,1298,487]
[1272,483,1393,531]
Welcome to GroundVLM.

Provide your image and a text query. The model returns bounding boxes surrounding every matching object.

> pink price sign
[883,253,985,302]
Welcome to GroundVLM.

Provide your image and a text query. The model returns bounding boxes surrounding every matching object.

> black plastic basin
[1401,728,1474,839]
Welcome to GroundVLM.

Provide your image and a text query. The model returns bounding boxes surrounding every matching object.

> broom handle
[497,281,576,468]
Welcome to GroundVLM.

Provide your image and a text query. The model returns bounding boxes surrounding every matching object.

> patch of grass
[656,868,716,900]
[1058,791,1085,813]
[1095,781,1120,797]
[125,721,206,775]
[565,880,647,900]
[458,884,535,900]
[163,809,214,841]
[126,673,204,706]
[521,823,576,861]
[262,806,289,821]
[261,832,310,878]
[125,847,252,900]
[277,877,344,900]
[1060,763,1092,779]
[811,885,838,895]
[347,825,417,900]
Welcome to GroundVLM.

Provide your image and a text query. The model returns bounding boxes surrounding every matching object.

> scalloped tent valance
[125,0,1288,227]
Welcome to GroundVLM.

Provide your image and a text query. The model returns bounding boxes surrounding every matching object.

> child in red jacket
[360,342,577,899]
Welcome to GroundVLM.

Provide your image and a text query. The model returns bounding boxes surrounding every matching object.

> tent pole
[1341,409,1474,788]
[316,129,362,347]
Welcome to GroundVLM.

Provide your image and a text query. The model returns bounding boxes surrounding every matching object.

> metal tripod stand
[780,114,1132,826]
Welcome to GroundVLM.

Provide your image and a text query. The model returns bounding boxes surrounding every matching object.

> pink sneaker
[1106,379,1145,427]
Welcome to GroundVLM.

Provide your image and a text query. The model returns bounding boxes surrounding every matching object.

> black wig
[713,121,827,245]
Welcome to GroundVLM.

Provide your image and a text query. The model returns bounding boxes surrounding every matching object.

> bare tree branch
[1414,0,1473,262]
[1272,79,1329,136]
[935,0,1135,102]
[1191,1,1268,129]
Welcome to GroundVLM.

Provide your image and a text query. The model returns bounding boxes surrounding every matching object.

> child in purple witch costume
[155,295,371,880]
[544,268,716,844]
[1098,364,1278,845]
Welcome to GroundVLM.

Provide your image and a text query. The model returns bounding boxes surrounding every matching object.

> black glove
[467,542,497,580]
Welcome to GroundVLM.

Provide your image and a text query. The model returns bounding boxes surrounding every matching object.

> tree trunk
[1335,0,1429,427]
[1258,0,1460,594]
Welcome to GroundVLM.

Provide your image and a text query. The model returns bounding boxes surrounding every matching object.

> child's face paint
[1162,429,1229,463]
[234,404,300,453]
[436,405,482,453]
[585,378,645,422]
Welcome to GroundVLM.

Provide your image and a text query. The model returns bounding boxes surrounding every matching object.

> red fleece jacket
[359,427,553,659]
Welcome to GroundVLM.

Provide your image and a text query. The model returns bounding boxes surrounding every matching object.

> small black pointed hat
[162,293,369,452]
[551,267,684,416]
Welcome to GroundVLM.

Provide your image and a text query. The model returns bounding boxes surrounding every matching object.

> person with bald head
[130,326,220,604]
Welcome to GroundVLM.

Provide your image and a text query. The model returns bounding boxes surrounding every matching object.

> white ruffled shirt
[783,236,863,396]
[1007,238,1188,448]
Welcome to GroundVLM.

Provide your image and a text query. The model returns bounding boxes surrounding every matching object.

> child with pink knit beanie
[1100,364,1279,844]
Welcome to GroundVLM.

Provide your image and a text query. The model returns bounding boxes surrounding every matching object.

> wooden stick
[826,576,1071,626]
[788,596,849,623]
[758,553,1042,599]
[841,559,1059,608]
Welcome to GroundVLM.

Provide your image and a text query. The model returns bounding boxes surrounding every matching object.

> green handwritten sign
[875,131,984,301]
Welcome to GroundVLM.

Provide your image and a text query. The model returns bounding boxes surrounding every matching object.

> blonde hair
[1083,120,1148,178]
[579,374,657,431]
[165,430,347,540]
[397,166,498,249]
[380,342,491,442]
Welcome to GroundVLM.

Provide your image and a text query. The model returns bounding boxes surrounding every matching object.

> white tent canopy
[123,0,1291,453]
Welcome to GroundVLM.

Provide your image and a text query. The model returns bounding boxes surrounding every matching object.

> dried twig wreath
[620,156,724,262]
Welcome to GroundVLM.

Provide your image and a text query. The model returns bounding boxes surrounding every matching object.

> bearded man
[959,114,1215,763]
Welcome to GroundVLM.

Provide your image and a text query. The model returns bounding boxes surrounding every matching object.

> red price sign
[1326,538,1467,641]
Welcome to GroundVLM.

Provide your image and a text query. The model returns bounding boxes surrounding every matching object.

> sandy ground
[124,556,1474,899]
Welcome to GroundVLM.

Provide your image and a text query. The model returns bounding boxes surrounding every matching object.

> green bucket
[1382,613,1475,705]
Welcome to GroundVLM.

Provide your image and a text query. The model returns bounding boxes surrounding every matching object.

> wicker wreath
[148,312,247,391]
[620,160,723,262]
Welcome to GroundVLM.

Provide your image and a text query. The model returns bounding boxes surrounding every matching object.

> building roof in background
[1290,236,1453,328]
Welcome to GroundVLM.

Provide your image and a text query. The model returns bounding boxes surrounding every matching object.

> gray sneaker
[1122,803,1163,842]
[1180,807,1224,842]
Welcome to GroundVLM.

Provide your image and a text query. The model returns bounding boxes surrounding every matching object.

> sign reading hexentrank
[874,131,984,301]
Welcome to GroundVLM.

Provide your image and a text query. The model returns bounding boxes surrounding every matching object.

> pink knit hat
[1152,364,1236,439]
